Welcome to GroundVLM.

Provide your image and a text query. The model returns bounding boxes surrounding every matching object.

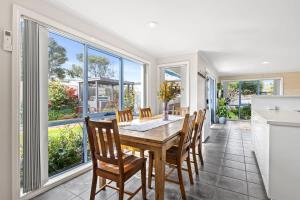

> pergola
[78,77,140,112]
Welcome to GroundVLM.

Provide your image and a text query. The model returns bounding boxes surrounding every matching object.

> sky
[49,32,142,82]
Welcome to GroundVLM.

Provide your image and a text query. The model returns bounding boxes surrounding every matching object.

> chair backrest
[173,107,190,116]
[192,109,206,145]
[116,109,133,123]
[85,117,124,174]
[139,107,152,119]
[177,112,197,159]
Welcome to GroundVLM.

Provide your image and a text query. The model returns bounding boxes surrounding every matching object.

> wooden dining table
[118,115,184,200]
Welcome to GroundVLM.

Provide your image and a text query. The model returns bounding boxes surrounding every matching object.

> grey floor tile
[246,163,260,173]
[32,186,76,200]
[186,182,216,200]
[246,172,263,185]
[245,156,256,165]
[225,148,244,156]
[204,157,223,166]
[212,188,248,200]
[222,159,246,171]
[194,171,219,185]
[199,162,221,174]
[219,166,246,181]
[224,153,245,163]
[248,182,268,200]
[62,181,90,196]
[79,187,116,200]
[216,176,248,195]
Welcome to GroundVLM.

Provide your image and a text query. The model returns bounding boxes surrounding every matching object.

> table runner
[120,115,183,132]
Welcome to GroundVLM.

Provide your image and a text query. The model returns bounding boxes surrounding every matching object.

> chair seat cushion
[97,154,145,176]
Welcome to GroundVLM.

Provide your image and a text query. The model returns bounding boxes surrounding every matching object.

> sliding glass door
[224,79,281,120]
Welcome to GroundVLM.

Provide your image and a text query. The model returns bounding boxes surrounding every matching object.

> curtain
[22,19,41,193]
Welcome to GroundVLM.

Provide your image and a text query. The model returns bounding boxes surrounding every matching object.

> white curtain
[22,19,42,193]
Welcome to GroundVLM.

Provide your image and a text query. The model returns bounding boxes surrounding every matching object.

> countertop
[253,110,300,127]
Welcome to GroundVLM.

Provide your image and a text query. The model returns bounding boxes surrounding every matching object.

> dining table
[117,115,185,200]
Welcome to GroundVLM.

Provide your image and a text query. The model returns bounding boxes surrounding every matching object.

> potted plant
[216,98,228,124]
[158,81,181,120]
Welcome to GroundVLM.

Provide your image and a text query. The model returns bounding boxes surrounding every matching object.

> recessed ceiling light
[262,61,270,64]
[147,21,158,29]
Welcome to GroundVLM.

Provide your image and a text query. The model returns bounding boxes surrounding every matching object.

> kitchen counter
[252,110,300,200]
[254,110,300,127]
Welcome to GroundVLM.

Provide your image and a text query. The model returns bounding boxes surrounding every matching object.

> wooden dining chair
[115,109,133,123]
[190,109,206,174]
[147,113,197,200]
[85,117,147,200]
[115,109,144,157]
[173,107,190,116]
[139,107,152,119]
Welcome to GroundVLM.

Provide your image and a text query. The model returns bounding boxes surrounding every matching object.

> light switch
[3,30,13,52]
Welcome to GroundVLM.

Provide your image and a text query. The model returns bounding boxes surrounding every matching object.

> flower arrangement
[158,81,181,120]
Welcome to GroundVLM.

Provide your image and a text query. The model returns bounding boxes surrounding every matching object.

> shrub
[48,124,83,176]
[228,107,239,120]
[48,81,79,121]
[240,105,251,120]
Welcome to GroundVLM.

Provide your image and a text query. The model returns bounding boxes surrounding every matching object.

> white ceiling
[47,0,300,76]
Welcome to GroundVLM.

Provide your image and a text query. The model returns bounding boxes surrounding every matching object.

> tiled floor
[32,121,269,200]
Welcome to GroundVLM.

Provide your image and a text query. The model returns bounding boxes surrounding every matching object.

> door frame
[157,61,190,113]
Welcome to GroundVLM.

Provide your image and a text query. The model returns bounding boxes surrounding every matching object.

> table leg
[154,148,166,200]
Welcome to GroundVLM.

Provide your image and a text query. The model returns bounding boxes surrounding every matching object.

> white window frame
[12,5,151,199]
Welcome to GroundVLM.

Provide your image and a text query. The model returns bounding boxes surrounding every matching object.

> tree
[124,86,136,111]
[76,54,113,78]
[67,64,83,78]
[48,38,68,79]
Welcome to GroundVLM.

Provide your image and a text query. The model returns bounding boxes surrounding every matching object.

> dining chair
[147,113,197,200]
[85,117,147,200]
[115,109,144,157]
[173,107,190,116]
[190,109,206,174]
[139,107,152,119]
[115,109,133,123]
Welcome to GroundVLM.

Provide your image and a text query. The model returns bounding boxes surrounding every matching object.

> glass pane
[260,79,281,95]
[48,122,84,176]
[163,68,181,112]
[48,32,85,176]
[228,106,239,120]
[240,105,251,120]
[48,32,84,120]
[87,48,120,113]
[225,81,239,105]
[123,59,143,114]
[241,81,258,104]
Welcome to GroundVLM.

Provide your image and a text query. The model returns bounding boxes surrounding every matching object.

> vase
[163,101,169,121]
[219,116,226,124]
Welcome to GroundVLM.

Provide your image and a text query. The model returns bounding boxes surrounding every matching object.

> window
[123,59,144,114]
[223,79,281,120]
[19,19,146,193]
[47,32,85,176]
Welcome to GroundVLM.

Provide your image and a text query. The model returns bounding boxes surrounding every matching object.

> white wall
[0,1,156,199]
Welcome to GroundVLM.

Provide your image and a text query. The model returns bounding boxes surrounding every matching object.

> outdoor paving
[32,121,268,200]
